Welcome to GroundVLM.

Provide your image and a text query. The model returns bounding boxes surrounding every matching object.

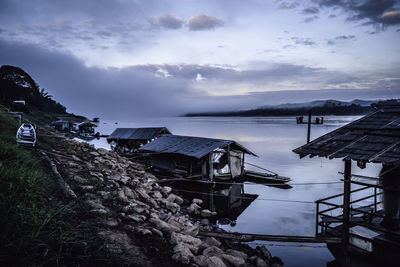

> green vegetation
[0,65,66,114]
[0,111,105,266]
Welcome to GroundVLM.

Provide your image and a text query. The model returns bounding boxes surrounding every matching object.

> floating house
[139,134,257,181]
[107,127,171,155]
[76,121,97,134]
[50,120,74,131]
[293,102,400,266]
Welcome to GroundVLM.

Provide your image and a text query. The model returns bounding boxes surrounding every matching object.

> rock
[80,185,95,192]
[149,217,180,234]
[221,254,246,267]
[225,249,248,261]
[200,218,210,226]
[172,243,194,265]
[151,228,163,238]
[183,225,199,237]
[193,255,208,267]
[109,173,122,181]
[85,200,106,210]
[166,201,180,213]
[271,256,283,266]
[192,198,203,205]
[257,245,272,262]
[152,191,163,199]
[255,257,269,267]
[203,237,221,248]
[202,246,224,257]
[175,195,184,205]
[136,227,152,236]
[206,256,227,267]
[122,186,135,198]
[170,232,202,251]
[89,208,108,216]
[120,175,130,184]
[101,218,119,227]
[97,148,108,155]
[201,209,216,218]
[161,186,172,195]
[271,264,282,267]
[126,214,146,223]
[98,191,112,200]
[187,203,201,215]
[72,175,89,184]
[136,188,151,201]
[71,155,82,161]
[90,151,100,157]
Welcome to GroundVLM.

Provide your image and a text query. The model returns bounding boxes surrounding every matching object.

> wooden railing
[315,181,383,237]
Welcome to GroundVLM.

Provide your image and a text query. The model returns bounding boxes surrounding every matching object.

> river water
[86,116,381,267]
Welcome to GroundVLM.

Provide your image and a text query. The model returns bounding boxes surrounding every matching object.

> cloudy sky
[1,0,400,118]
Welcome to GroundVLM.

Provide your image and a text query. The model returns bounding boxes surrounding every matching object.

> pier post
[307,111,312,143]
[343,159,352,266]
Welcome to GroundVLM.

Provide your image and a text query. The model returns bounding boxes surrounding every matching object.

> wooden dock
[199,230,341,244]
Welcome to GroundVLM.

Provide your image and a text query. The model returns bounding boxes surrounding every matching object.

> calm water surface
[87,116,381,267]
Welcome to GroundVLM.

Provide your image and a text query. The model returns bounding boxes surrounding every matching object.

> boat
[243,170,291,184]
[16,123,36,147]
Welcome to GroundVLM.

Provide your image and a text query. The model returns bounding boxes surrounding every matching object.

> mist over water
[88,116,381,266]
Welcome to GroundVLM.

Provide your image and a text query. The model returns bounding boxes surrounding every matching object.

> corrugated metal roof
[293,103,400,165]
[139,134,256,159]
[107,127,171,141]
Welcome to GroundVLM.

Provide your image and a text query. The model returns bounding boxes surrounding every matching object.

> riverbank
[0,109,283,266]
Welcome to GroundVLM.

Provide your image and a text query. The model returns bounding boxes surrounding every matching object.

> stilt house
[139,134,256,181]
[107,127,171,155]
[293,102,400,266]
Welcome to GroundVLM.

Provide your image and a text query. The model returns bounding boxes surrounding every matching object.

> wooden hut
[76,121,97,135]
[139,134,256,181]
[293,102,400,266]
[107,127,171,155]
[50,120,74,131]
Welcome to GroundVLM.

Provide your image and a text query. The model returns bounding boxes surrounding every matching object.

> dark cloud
[291,37,316,46]
[155,14,184,29]
[303,7,320,14]
[327,35,356,45]
[328,14,337,18]
[278,1,300,10]
[318,0,400,26]
[304,16,319,22]
[187,14,223,31]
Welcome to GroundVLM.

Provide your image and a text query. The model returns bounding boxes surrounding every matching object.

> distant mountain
[0,65,67,114]
[185,99,393,117]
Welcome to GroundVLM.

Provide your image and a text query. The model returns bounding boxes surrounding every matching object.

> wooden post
[209,153,213,182]
[307,110,312,143]
[343,159,352,266]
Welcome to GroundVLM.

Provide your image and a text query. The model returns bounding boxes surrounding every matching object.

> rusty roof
[293,103,400,166]
[139,134,257,159]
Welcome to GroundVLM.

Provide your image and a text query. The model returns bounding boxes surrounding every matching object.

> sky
[0,0,400,118]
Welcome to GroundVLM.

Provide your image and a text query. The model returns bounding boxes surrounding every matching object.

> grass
[0,110,109,266]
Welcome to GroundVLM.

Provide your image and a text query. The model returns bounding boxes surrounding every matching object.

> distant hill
[185,99,391,117]
[0,65,67,114]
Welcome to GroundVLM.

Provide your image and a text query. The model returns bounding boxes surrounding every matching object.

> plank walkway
[199,230,341,244]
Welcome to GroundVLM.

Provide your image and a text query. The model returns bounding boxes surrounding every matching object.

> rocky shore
[42,136,283,267]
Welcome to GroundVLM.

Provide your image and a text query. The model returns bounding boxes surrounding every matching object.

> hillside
[185,99,378,117]
[0,65,66,114]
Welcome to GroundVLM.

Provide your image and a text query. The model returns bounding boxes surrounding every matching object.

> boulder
[183,225,199,237]
[203,237,221,248]
[200,218,210,226]
[206,256,227,267]
[161,186,172,195]
[255,257,269,267]
[149,217,180,234]
[170,232,202,248]
[193,255,208,267]
[221,254,246,267]
[172,243,194,265]
[201,209,216,218]
[187,203,201,215]
[166,201,180,214]
[98,191,112,200]
[192,198,203,205]
[202,246,224,258]
[90,151,100,157]
[225,249,248,261]
[97,148,108,155]
[257,245,272,262]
